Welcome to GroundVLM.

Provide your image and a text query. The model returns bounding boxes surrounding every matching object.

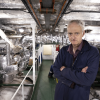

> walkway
[33,60,56,100]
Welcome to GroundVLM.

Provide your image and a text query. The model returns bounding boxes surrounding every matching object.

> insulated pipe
[63,10,100,14]
[40,44,41,65]
[27,0,42,30]
[0,8,26,10]
[21,0,43,30]
[54,0,68,29]
[53,0,73,30]
[31,22,36,84]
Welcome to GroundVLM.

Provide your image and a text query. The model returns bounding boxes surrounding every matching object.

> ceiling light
[19,28,24,33]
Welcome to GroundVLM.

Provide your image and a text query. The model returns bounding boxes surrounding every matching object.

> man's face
[67,22,85,46]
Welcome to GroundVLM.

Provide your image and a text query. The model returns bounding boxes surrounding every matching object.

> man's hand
[60,66,88,73]
[60,66,66,71]
[81,66,88,73]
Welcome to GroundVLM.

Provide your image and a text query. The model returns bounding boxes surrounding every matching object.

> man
[53,20,99,100]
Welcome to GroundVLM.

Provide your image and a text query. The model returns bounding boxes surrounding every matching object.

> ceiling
[0,0,100,45]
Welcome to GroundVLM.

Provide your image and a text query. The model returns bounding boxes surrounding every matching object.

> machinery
[0,36,31,84]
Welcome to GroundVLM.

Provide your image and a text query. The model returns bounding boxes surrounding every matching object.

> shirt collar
[67,40,83,53]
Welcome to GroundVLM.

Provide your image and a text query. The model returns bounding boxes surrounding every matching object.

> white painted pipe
[31,22,36,84]
[40,44,41,65]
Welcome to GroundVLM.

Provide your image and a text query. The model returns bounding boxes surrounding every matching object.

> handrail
[10,46,42,100]
[11,65,33,100]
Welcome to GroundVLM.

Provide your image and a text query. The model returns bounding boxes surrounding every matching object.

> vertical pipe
[40,44,41,65]
[6,43,10,66]
[31,22,36,84]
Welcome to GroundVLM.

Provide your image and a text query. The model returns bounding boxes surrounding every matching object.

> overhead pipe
[27,0,43,30]
[21,0,39,26]
[53,0,73,31]
[0,8,26,10]
[21,0,43,31]
[63,10,100,14]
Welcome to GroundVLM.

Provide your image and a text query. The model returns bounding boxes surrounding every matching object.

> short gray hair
[67,20,85,32]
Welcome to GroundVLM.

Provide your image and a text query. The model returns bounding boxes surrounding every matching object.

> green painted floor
[33,60,56,100]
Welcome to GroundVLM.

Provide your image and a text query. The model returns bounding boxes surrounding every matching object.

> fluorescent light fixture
[19,28,24,33]
[0,29,15,48]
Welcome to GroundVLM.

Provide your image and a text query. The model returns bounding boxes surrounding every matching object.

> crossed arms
[53,47,99,87]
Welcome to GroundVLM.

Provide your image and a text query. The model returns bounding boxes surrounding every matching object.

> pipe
[53,0,73,30]
[63,10,100,14]
[0,8,26,10]
[55,0,68,26]
[27,0,42,30]
[21,0,42,30]
[31,22,36,84]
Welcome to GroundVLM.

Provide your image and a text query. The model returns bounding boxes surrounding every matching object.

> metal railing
[10,45,42,100]
[11,65,33,100]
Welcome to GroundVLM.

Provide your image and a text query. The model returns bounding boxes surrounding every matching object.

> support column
[31,21,36,84]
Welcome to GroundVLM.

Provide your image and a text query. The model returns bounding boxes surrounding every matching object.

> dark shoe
[48,74,53,78]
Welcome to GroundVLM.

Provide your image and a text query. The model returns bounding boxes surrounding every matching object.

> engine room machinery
[0,36,31,84]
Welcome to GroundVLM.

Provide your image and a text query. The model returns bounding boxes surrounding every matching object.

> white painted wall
[38,44,64,60]
[42,45,55,60]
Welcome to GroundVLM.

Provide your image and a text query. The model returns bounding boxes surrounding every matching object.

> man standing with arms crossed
[53,20,99,100]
